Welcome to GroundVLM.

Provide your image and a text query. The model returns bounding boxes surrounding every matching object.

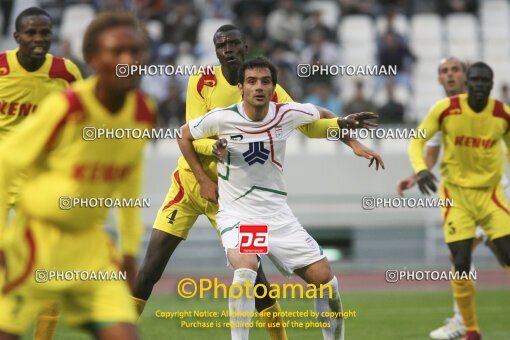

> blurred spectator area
[14,0,509,126]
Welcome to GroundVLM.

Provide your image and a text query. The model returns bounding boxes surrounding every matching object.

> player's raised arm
[313,105,384,170]
[0,93,68,240]
[178,123,218,203]
[408,99,450,194]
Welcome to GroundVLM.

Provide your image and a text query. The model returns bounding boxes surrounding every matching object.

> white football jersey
[189,101,320,217]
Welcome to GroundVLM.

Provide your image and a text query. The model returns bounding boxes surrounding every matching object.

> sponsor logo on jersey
[72,163,132,183]
[0,67,8,75]
[231,134,243,141]
[454,135,496,149]
[0,101,38,116]
[242,141,270,165]
[203,79,216,86]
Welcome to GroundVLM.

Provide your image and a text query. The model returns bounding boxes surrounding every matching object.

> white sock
[451,264,475,324]
[314,276,344,340]
[229,268,257,340]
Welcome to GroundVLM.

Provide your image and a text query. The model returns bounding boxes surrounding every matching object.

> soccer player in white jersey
[178,57,384,340]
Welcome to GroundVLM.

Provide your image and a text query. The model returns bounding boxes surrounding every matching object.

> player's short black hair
[15,7,52,32]
[82,11,147,63]
[214,24,245,42]
[238,57,277,86]
[438,57,467,74]
[467,61,494,80]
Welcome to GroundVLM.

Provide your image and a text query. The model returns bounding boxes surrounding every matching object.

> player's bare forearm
[340,136,360,149]
[318,106,379,142]
[347,139,385,170]
[177,125,210,184]
[317,106,353,144]
[424,146,440,169]
[315,105,337,119]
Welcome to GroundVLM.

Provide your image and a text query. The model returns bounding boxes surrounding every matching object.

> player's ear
[238,83,243,97]
[13,31,20,44]
[87,55,99,73]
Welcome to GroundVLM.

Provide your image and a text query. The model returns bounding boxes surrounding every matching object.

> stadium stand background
[1,0,509,274]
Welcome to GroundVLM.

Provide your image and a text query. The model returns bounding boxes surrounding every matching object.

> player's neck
[16,51,45,72]
[242,101,269,121]
[446,88,466,97]
[467,95,489,113]
[221,65,238,85]
[94,80,127,114]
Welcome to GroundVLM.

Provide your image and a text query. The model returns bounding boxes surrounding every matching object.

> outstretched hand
[416,170,438,195]
[397,175,417,196]
[339,112,379,130]
[352,144,385,170]
[200,178,219,204]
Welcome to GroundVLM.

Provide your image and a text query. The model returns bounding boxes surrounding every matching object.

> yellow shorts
[439,181,510,243]
[152,169,218,239]
[0,214,136,335]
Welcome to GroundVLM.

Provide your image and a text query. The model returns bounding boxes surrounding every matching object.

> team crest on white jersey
[275,125,283,139]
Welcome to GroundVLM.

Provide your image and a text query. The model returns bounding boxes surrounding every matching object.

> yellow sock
[451,279,478,331]
[132,296,147,317]
[260,301,288,340]
[34,302,59,340]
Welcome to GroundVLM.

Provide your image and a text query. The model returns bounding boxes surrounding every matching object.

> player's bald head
[438,57,466,75]
[467,61,494,80]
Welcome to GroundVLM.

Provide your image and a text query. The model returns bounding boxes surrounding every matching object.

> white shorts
[217,205,326,276]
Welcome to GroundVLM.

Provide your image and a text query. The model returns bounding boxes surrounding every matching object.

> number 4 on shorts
[166,210,178,224]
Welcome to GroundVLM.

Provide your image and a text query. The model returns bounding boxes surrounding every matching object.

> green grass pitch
[23,289,508,339]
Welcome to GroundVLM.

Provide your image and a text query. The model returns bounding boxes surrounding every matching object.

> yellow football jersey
[178,65,337,179]
[0,49,82,140]
[409,94,510,188]
[0,77,156,254]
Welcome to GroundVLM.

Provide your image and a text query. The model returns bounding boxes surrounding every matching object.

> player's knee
[253,265,276,311]
[451,255,471,274]
[448,240,472,274]
[254,287,275,312]
[495,246,510,266]
[492,235,510,266]
[138,263,164,285]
